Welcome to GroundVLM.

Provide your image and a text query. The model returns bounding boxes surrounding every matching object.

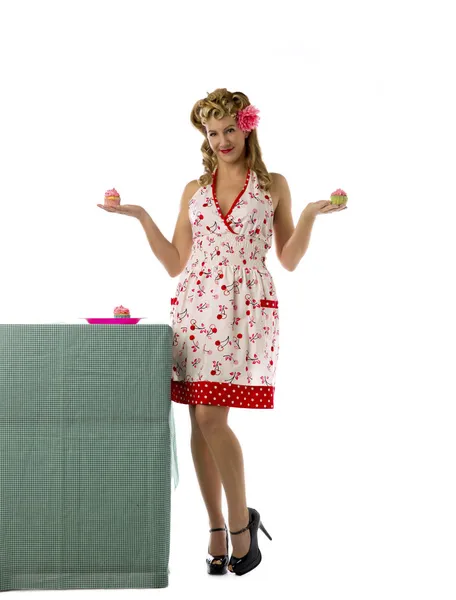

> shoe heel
[259,521,272,541]
[228,507,270,576]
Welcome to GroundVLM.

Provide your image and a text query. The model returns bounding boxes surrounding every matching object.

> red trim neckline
[211,167,251,231]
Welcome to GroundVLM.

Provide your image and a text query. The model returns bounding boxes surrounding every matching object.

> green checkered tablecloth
[0,324,179,591]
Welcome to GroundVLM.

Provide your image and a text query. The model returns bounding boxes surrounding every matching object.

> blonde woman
[97,88,347,576]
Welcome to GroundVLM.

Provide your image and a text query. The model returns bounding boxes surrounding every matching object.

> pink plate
[81,318,145,324]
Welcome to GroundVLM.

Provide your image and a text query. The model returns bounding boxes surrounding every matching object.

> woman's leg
[194,405,251,562]
[189,404,227,561]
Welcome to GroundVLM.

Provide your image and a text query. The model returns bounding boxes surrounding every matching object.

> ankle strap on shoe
[230,518,253,535]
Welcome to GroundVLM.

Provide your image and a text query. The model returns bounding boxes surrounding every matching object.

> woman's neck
[215,162,249,181]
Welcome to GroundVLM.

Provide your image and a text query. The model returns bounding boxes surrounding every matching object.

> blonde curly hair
[190,88,273,193]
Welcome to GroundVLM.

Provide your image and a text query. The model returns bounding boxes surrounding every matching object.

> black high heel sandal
[206,524,229,575]
[228,507,272,576]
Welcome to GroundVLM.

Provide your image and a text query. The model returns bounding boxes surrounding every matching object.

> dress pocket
[170,297,178,322]
[259,298,279,332]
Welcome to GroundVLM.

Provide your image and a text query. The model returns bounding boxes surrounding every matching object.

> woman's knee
[194,405,229,432]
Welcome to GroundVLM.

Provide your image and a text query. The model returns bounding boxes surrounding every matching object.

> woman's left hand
[304,200,347,218]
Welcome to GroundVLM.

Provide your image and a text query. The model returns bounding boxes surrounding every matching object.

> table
[0,324,179,591]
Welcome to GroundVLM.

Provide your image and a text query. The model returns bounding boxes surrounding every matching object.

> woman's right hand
[97,203,145,220]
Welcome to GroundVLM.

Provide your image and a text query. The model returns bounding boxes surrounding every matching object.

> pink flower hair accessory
[236,104,260,132]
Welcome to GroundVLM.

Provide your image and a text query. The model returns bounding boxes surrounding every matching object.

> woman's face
[205,116,247,159]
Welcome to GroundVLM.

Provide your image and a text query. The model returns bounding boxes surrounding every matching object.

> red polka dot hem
[171,379,274,409]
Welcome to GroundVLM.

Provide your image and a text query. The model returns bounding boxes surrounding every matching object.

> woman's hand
[96,203,145,220]
[304,200,347,218]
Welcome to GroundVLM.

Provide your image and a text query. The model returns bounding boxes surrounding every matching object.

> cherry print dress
[169,167,280,409]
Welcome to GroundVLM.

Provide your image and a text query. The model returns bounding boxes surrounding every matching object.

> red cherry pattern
[169,170,279,409]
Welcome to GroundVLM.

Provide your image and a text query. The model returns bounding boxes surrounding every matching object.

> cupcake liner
[330,194,347,205]
[105,197,121,207]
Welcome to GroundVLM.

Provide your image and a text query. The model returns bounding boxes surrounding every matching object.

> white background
[1,0,455,597]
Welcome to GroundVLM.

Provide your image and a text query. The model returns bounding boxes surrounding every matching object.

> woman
[97,88,347,576]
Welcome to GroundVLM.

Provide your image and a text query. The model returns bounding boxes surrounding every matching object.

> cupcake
[105,188,121,207]
[330,188,348,205]
[114,305,130,318]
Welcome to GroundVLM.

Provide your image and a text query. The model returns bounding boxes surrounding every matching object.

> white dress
[170,167,280,409]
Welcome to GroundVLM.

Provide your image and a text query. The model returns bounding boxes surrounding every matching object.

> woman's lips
[220,148,233,154]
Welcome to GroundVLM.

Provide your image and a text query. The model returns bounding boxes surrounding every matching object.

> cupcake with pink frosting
[330,188,348,206]
[114,305,130,318]
[105,188,121,207]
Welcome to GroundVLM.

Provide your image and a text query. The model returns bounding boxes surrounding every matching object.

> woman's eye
[210,128,234,137]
